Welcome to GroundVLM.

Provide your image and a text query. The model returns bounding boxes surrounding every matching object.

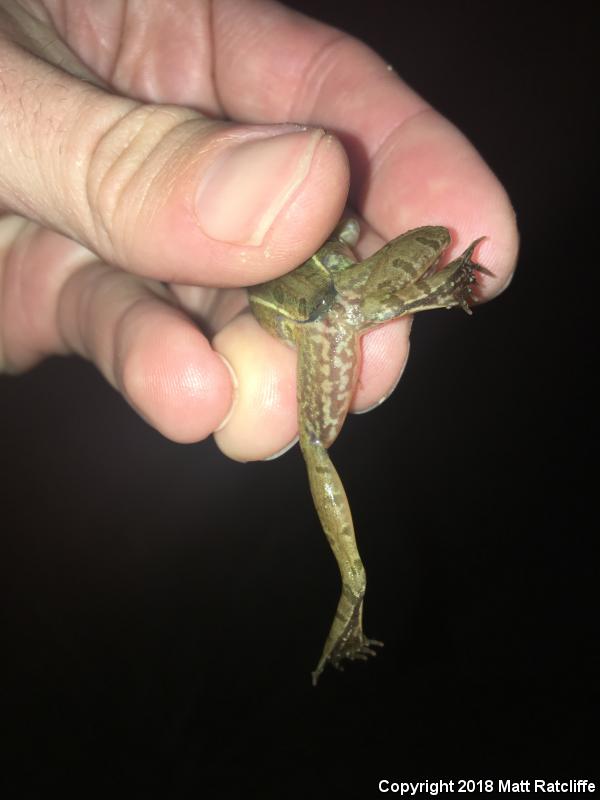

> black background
[1,1,597,796]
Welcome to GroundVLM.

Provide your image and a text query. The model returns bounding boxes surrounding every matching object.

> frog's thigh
[296,322,365,595]
[296,320,358,445]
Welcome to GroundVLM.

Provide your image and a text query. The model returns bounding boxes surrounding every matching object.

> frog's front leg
[295,317,382,685]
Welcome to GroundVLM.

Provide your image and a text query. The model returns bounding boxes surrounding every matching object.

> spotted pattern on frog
[248,219,491,683]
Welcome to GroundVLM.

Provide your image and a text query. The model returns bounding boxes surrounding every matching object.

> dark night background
[1,1,597,796]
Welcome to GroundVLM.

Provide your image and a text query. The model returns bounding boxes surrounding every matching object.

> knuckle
[84,102,201,263]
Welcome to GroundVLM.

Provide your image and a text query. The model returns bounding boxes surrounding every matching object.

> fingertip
[473,198,520,299]
[360,110,519,302]
[256,131,350,274]
[117,307,235,443]
[212,311,298,461]
[351,317,412,412]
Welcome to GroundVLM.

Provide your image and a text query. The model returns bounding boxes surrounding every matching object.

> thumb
[0,34,349,286]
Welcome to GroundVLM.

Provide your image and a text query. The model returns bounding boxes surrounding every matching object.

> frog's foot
[408,237,493,316]
[432,237,494,314]
[311,597,383,686]
[312,628,383,686]
[330,632,384,669]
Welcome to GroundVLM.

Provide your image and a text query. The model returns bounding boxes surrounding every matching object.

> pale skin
[0,1,518,661]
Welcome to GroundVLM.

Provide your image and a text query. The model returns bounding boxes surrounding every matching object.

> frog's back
[249,236,357,329]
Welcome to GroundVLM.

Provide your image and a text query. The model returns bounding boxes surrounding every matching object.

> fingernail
[263,435,299,461]
[195,126,323,246]
[352,377,402,415]
[214,353,239,432]
[353,359,408,415]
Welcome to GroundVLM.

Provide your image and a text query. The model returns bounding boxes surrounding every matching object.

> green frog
[248,218,490,684]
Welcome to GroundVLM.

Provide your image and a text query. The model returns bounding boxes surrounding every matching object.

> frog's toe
[331,633,383,668]
[349,637,384,661]
[445,239,495,313]
[312,633,383,685]
[358,638,384,658]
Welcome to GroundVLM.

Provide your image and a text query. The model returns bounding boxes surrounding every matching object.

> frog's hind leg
[405,238,492,315]
[301,439,383,686]
[361,237,490,324]
[295,321,382,685]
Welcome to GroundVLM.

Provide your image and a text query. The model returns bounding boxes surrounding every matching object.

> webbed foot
[311,596,383,686]
[433,237,494,313]
[403,237,493,317]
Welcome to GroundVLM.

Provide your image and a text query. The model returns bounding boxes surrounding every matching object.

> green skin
[249,219,490,684]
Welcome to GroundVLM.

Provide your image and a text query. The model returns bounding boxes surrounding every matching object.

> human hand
[0,0,518,461]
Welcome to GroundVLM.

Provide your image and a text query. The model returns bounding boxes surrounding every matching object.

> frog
[248,218,491,684]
